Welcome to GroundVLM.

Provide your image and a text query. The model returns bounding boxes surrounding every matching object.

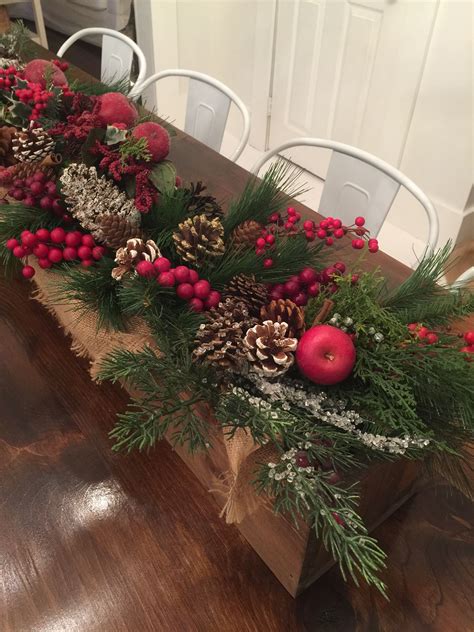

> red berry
[255,247,265,256]
[38,257,52,269]
[325,237,334,246]
[81,234,95,248]
[288,215,298,225]
[368,244,379,253]
[299,267,317,285]
[317,229,327,239]
[65,232,82,247]
[39,196,52,209]
[21,231,37,247]
[305,231,315,241]
[35,228,50,242]
[332,219,342,229]
[265,234,275,245]
[63,246,78,261]
[176,282,194,300]
[407,323,418,332]
[463,331,474,345]
[81,259,94,268]
[13,178,24,188]
[334,261,346,274]
[293,292,308,306]
[6,238,18,250]
[417,326,429,339]
[294,212,301,221]
[287,207,296,216]
[33,171,47,182]
[256,237,266,248]
[193,279,211,300]
[295,451,310,468]
[189,297,204,312]
[188,269,199,285]
[23,195,36,206]
[270,288,284,301]
[154,257,171,273]
[51,199,64,214]
[50,227,66,244]
[351,274,359,284]
[92,246,105,260]
[284,221,294,231]
[12,189,25,201]
[136,260,156,278]
[460,345,474,358]
[334,228,344,239]
[77,245,92,260]
[33,243,49,258]
[205,290,221,310]
[283,280,300,298]
[29,181,44,195]
[13,245,26,258]
[355,216,365,227]
[268,212,280,223]
[303,220,314,231]
[174,265,191,284]
[426,332,438,345]
[21,265,35,279]
[307,282,321,297]
[352,238,365,250]
[263,258,273,268]
[157,271,176,287]
[48,247,63,263]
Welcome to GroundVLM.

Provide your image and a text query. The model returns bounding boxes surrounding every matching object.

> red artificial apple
[132,121,170,161]
[296,324,356,385]
[24,59,67,88]
[96,92,138,128]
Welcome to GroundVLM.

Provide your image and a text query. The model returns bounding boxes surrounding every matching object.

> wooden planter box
[31,267,420,597]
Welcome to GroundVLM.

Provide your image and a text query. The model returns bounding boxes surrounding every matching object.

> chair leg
[31,0,48,48]
[0,6,11,34]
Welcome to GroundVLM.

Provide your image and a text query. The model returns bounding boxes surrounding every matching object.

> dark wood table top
[1,48,473,632]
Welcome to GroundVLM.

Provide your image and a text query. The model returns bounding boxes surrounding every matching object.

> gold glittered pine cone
[223,273,268,318]
[173,213,225,267]
[11,125,55,163]
[244,320,298,377]
[193,297,257,370]
[230,219,264,249]
[0,126,18,166]
[186,181,223,220]
[260,299,305,339]
[99,213,143,249]
[112,238,161,281]
[3,160,55,183]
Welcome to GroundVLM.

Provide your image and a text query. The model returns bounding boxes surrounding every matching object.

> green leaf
[149,160,177,195]
[105,125,128,145]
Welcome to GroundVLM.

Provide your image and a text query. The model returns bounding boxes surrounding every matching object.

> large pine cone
[193,298,257,370]
[244,320,298,377]
[186,181,223,220]
[260,299,305,339]
[223,273,268,318]
[99,213,143,249]
[112,238,161,280]
[11,125,55,163]
[173,213,225,266]
[0,126,17,166]
[2,161,55,183]
[230,220,264,249]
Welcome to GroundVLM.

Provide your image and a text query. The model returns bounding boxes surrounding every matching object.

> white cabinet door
[269,0,438,177]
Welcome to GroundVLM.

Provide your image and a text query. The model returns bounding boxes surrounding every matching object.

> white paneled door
[269,0,439,178]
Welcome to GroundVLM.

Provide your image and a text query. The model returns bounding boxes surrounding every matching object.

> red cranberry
[293,292,308,306]
[157,271,176,287]
[77,246,93,260]
[136,260,156,278]
[194,279,211,299]
[189,297,204,312]
[176,283,194,300]
[65,232,82,247]
[48,247,63,263]
[21,265,35,279]
[298,267,317,285]
[174,265,191,284]
[154,257,171,273]
[63,247,78,261]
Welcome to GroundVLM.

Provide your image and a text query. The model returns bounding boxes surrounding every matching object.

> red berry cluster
[0,65,21,90]
[6,227,105,278]
[135,257,221,312]
[460,330,474,360]
[269,261,349,306]
[7,171,68,218]
[263,209,379,253]
[14,84,55,121]
[407,322,439,345]
[52,59,69,72]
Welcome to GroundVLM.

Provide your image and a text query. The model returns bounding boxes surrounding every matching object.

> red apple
[296,324,356,385]
[96,92,138,128]
[132,121,170,162]
[24,59,67,88]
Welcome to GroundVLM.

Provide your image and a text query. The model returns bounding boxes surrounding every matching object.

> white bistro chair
[251,138,439,255]
[452,267,474,287]
[129,69,251,162]
[57,27,147,94]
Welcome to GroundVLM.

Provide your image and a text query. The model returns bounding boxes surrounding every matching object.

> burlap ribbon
[32,266,273,524]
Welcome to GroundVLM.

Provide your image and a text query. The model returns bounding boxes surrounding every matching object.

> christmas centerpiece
[1,26,473,597]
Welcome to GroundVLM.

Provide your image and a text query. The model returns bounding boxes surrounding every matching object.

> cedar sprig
[67,75,131,97]
[119,135,152,164]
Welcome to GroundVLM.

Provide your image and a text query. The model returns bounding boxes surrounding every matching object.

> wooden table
[1,49,474,632]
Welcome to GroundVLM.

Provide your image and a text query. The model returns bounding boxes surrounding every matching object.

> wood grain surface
[0,45,473,631]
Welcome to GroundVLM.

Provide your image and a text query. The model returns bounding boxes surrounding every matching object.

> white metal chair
[452,267,474,287]
[128,69,251,162]
[57,27,147,94]
[251,138,439,254]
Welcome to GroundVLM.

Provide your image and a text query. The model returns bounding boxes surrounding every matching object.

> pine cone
[99,213,143,249]
[60,163,141,243]
[112,238,161,280]
[193,298,257,370]
[173,213,225,266]
[244,320,298,377]
[230,220,264,249]
[186,181,223,220]
[11,125,55,162]
[0,126,17,166]
[0,58,23,70]
[260,299,305,339]
[2,161,55,183]
[223,273,268,318]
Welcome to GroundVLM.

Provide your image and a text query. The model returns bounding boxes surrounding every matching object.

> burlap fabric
[32,266,273,523]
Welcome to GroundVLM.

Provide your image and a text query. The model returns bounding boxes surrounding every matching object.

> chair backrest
[57,27,147,94]
[128,69,251,162]
[453,267,474,287]
[251,138,439,254]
